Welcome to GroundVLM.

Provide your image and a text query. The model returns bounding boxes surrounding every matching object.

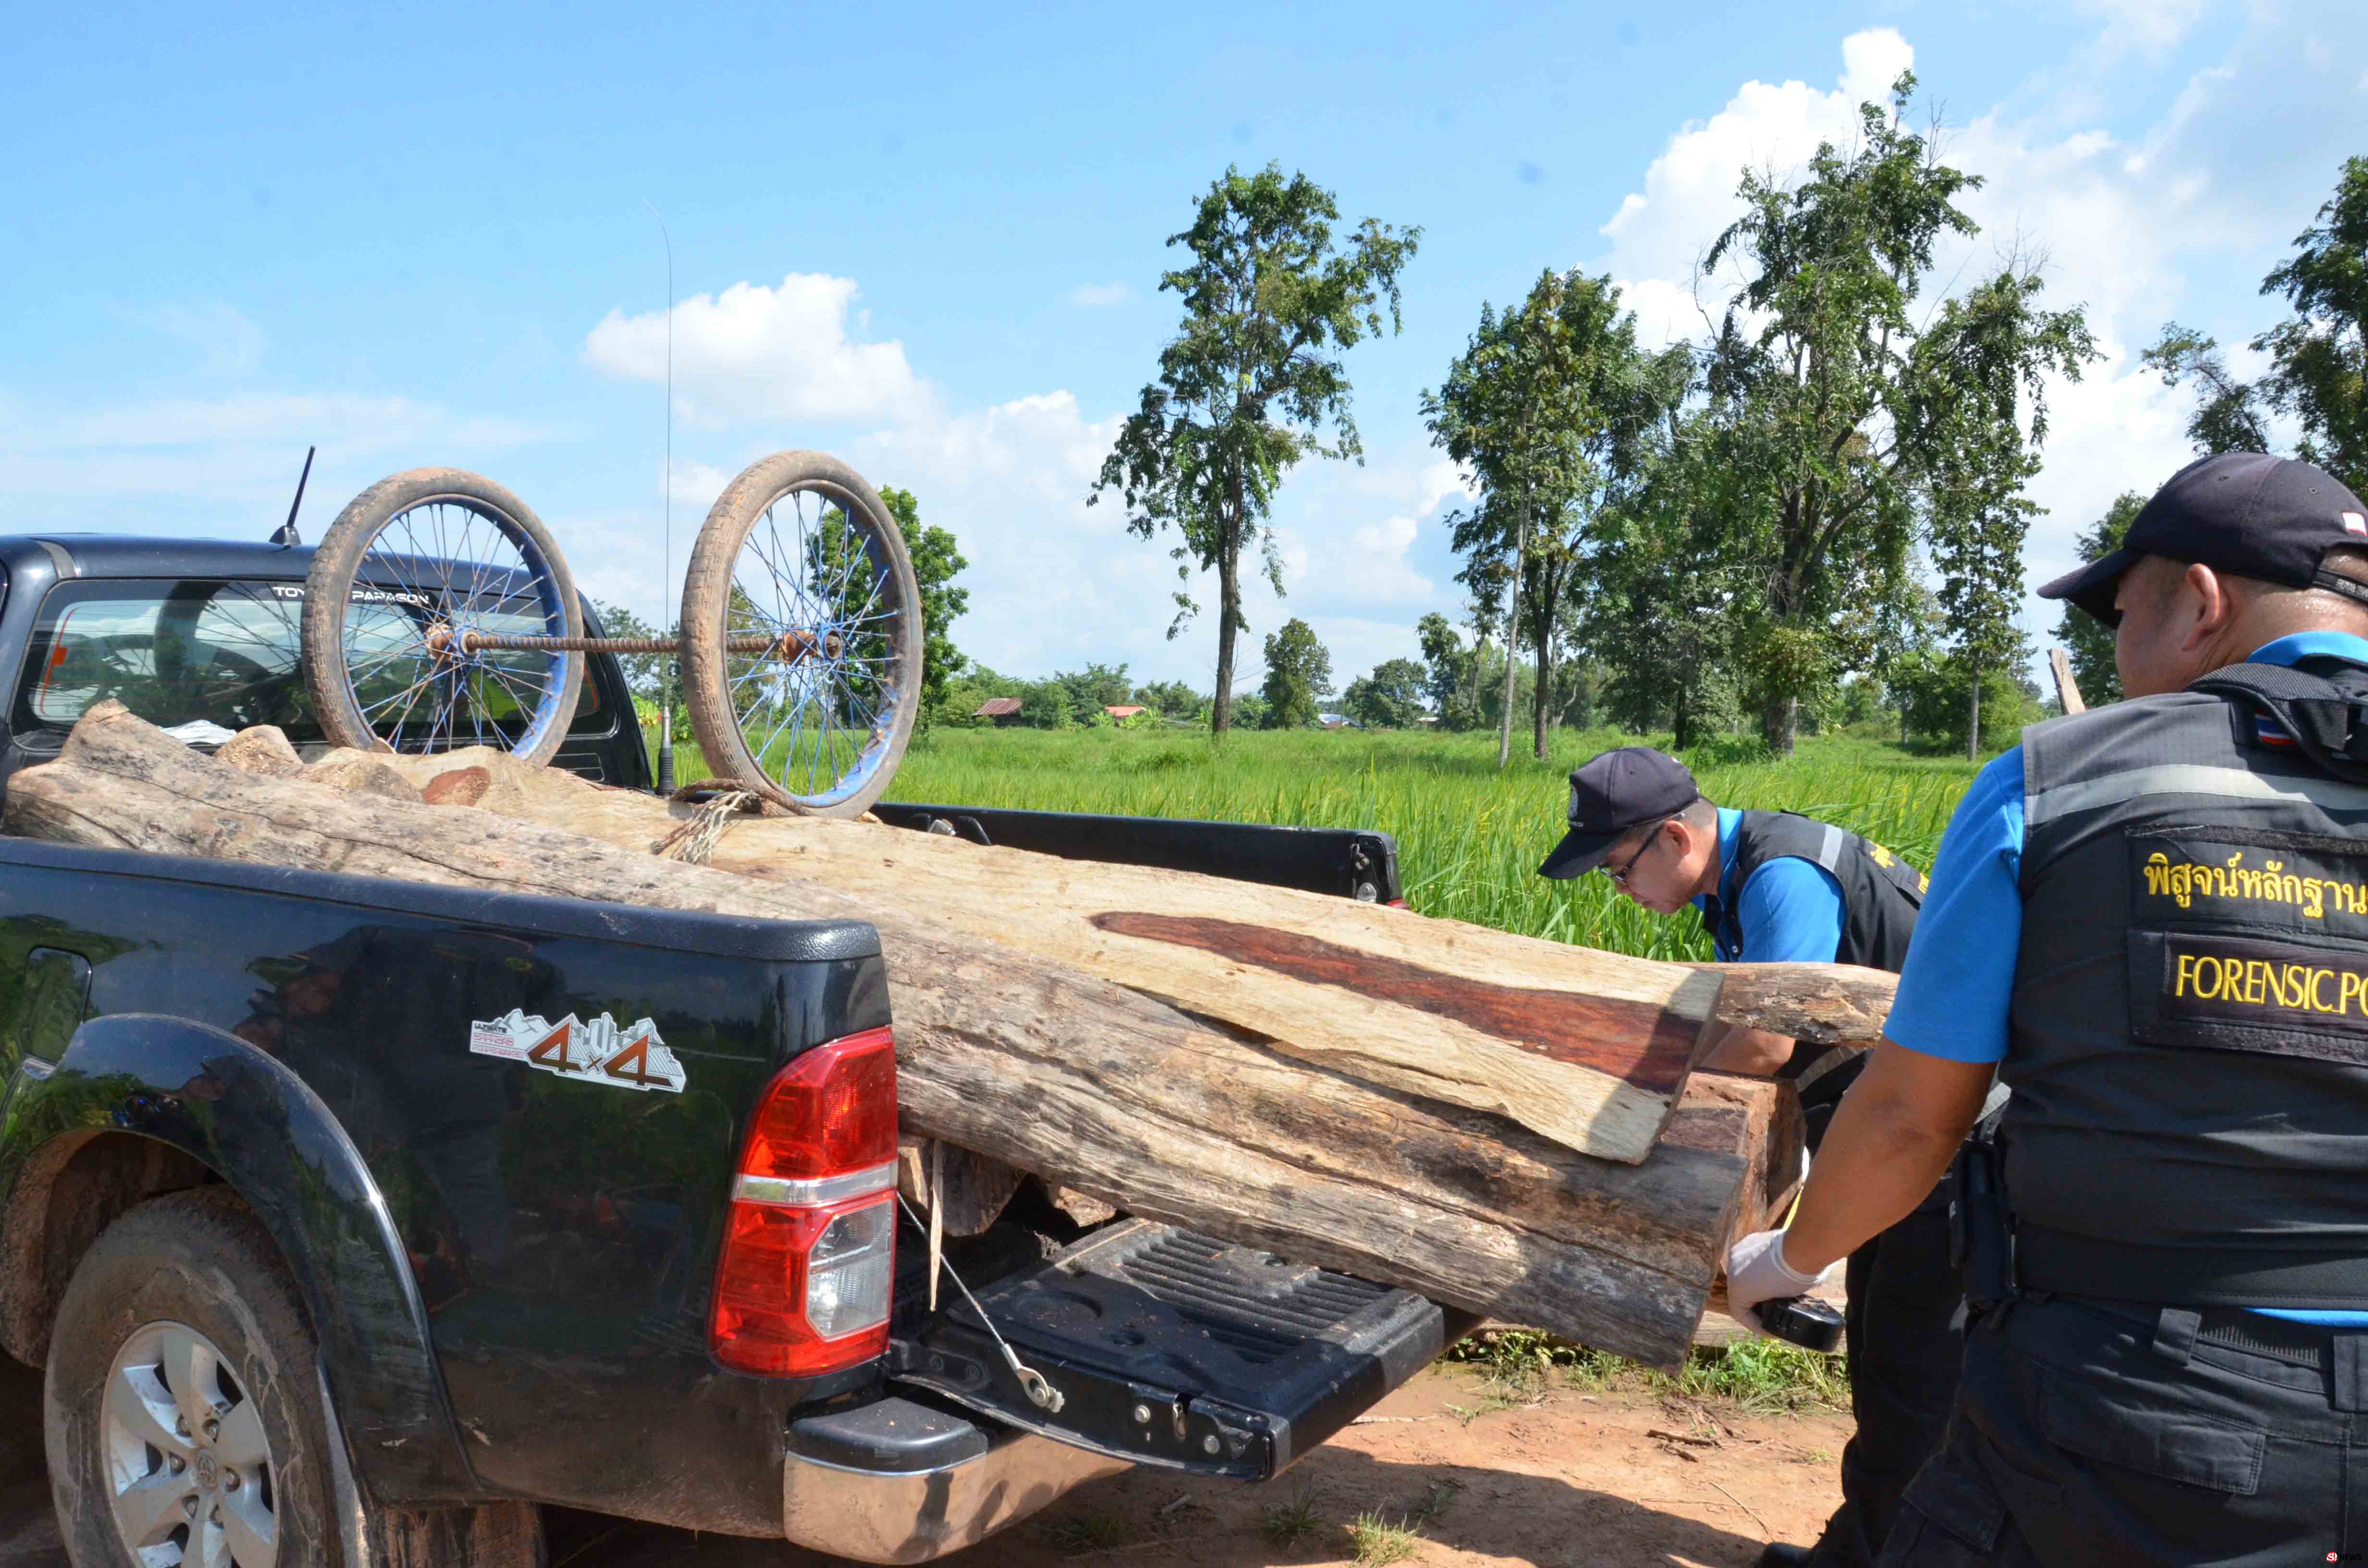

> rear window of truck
[13,578,607,747]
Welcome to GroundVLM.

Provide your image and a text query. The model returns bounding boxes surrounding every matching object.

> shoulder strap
[2188,662,2368,784]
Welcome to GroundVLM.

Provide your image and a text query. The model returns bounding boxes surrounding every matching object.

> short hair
[1682,794,1718,829]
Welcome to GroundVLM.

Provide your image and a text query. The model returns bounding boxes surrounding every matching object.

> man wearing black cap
[1543,745,1949,1568]
[1722,454,2368,1566]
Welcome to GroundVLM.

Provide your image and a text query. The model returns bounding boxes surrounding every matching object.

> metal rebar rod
[447,634,808,655]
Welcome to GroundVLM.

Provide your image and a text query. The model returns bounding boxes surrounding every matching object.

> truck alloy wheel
[99,1320,277,1568]
[48,1188,546,1568]
[44,1191,329,1568]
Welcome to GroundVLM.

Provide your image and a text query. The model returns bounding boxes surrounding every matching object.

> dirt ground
[0,1360,1849,1568]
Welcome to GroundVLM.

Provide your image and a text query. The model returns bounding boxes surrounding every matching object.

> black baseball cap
[2038,453,2368,626]
[1538,747,1701,880]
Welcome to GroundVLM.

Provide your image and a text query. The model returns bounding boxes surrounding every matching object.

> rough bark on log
[895,1138,1027,1238]
[1658,1073,1805,1243]
[346,750,1726,1165]
[1047,1185,1120,1229]
[387,750,1903,1056]
[213,725,303,778]
[10,704,1797,1366]
[1702,962,1898,1045]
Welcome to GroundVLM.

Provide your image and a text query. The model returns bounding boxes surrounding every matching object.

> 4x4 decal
[469,1007,687,1092]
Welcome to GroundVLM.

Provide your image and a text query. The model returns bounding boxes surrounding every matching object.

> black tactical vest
[1698,809,1927,971]
[1700,811,1929,1142]
[2008,660,2368,1308]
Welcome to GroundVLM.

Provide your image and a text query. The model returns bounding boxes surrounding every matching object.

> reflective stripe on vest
[2028,762,2368,827]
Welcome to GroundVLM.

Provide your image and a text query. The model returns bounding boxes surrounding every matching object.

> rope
[655,790,758,865]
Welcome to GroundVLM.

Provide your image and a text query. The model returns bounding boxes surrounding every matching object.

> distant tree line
[608,153,2365,760]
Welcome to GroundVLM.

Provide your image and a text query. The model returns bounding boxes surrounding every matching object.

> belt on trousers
[2012,1223,2368,1309]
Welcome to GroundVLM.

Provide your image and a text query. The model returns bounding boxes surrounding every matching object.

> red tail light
[711,1026,899,1377]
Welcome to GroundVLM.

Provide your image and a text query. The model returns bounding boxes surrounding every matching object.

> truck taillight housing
[711,1026,899,1377]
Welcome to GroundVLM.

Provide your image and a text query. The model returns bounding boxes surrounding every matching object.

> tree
[1415,612,1479,730]
[1914,264,2094,757]
[2145,158,2368,493]
[1582,406,1749,749]
[1259,619,1333,729]
[1047,662,1134,726]
[1130,679,1205,720]
[876,488,971,731]
[2257,158,2368,492]
[1092,164,1418,735]
[590,601,681,717]
[1342,658,1427,728]
[2139,328,2273,457]
[1694,74,2088,754]
[2051,492,2141,708]
[1425,271,1682,765]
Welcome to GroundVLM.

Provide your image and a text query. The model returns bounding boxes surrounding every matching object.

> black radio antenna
[643,200,677,793]
[272,446,316,547]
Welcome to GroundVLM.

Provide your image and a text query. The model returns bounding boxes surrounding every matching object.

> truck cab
[0,535,650,794]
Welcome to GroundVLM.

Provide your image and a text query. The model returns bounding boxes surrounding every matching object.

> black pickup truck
[0,535,1435,1568]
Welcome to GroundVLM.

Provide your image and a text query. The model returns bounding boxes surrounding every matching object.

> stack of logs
[3,703,1899,1368]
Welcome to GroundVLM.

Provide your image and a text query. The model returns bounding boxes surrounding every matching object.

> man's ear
[2181,562,2235,652]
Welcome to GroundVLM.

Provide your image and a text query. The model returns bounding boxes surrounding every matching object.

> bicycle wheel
[301,468,584,764]
[680,452,922,817]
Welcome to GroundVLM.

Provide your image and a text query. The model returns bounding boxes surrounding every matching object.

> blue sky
[8,0,2364,695]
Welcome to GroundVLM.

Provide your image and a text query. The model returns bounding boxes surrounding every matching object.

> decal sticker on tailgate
[469,1007,686,1093]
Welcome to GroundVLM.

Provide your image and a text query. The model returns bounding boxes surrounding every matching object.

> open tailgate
[889,1219,1443,1480]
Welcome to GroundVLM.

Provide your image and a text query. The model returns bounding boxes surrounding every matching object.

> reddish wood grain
[1091,911,1701,1095]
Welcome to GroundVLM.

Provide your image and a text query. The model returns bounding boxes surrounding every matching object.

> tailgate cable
[895,1189,1067,1415]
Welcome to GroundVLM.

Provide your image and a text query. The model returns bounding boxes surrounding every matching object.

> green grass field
[654,722,1989,963]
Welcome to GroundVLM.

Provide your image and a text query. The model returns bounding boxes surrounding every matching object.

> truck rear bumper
[781,1412,1129,1564]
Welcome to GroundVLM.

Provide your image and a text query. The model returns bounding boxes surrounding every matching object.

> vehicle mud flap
[888,1219,1443,1481]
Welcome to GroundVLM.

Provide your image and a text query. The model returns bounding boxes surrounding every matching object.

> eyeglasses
[1603,819,1672,887]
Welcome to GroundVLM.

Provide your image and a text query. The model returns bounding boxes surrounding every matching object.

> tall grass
[651,723,1988,961]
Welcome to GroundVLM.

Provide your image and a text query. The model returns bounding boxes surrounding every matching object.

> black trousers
[1878,1293,2368,1567]
[1809,1178,1969,1568]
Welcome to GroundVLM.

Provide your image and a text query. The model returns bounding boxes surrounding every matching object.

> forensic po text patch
[2138,931,2368,1065]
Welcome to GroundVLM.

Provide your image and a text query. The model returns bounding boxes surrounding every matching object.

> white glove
[1723,1227,1830,1335]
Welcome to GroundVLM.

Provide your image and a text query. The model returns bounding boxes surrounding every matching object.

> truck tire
[45,1187,545,1568]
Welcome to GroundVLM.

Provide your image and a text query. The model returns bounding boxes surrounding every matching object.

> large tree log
[8,705,1808,1367]
[347,755,1730,1164]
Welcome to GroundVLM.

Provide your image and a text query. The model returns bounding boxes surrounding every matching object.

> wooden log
[332,754,1728,1162]
[895,1138,1027,1238]
[383,749,1900,1057]
[2049,646,2087,716]
[1702,963,1898,1046]
[1659,1072,1805,1244]
[7,704,1803,1367]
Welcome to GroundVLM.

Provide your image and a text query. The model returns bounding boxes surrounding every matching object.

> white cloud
[25,393,560,455]
[662,459,734,510]
[1601,27,1913,307]
[154,303,267,378]
[584,273,928,427]
[1067,282,1135,307]
[0,392,568,523]
[1342,512,1432,601]
[1588,11,2368,673]
[2071,0,2212,59]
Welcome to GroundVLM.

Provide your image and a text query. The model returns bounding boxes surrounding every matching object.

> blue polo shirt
[1693,807,1847,964]
[1885,632,2368,1325]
